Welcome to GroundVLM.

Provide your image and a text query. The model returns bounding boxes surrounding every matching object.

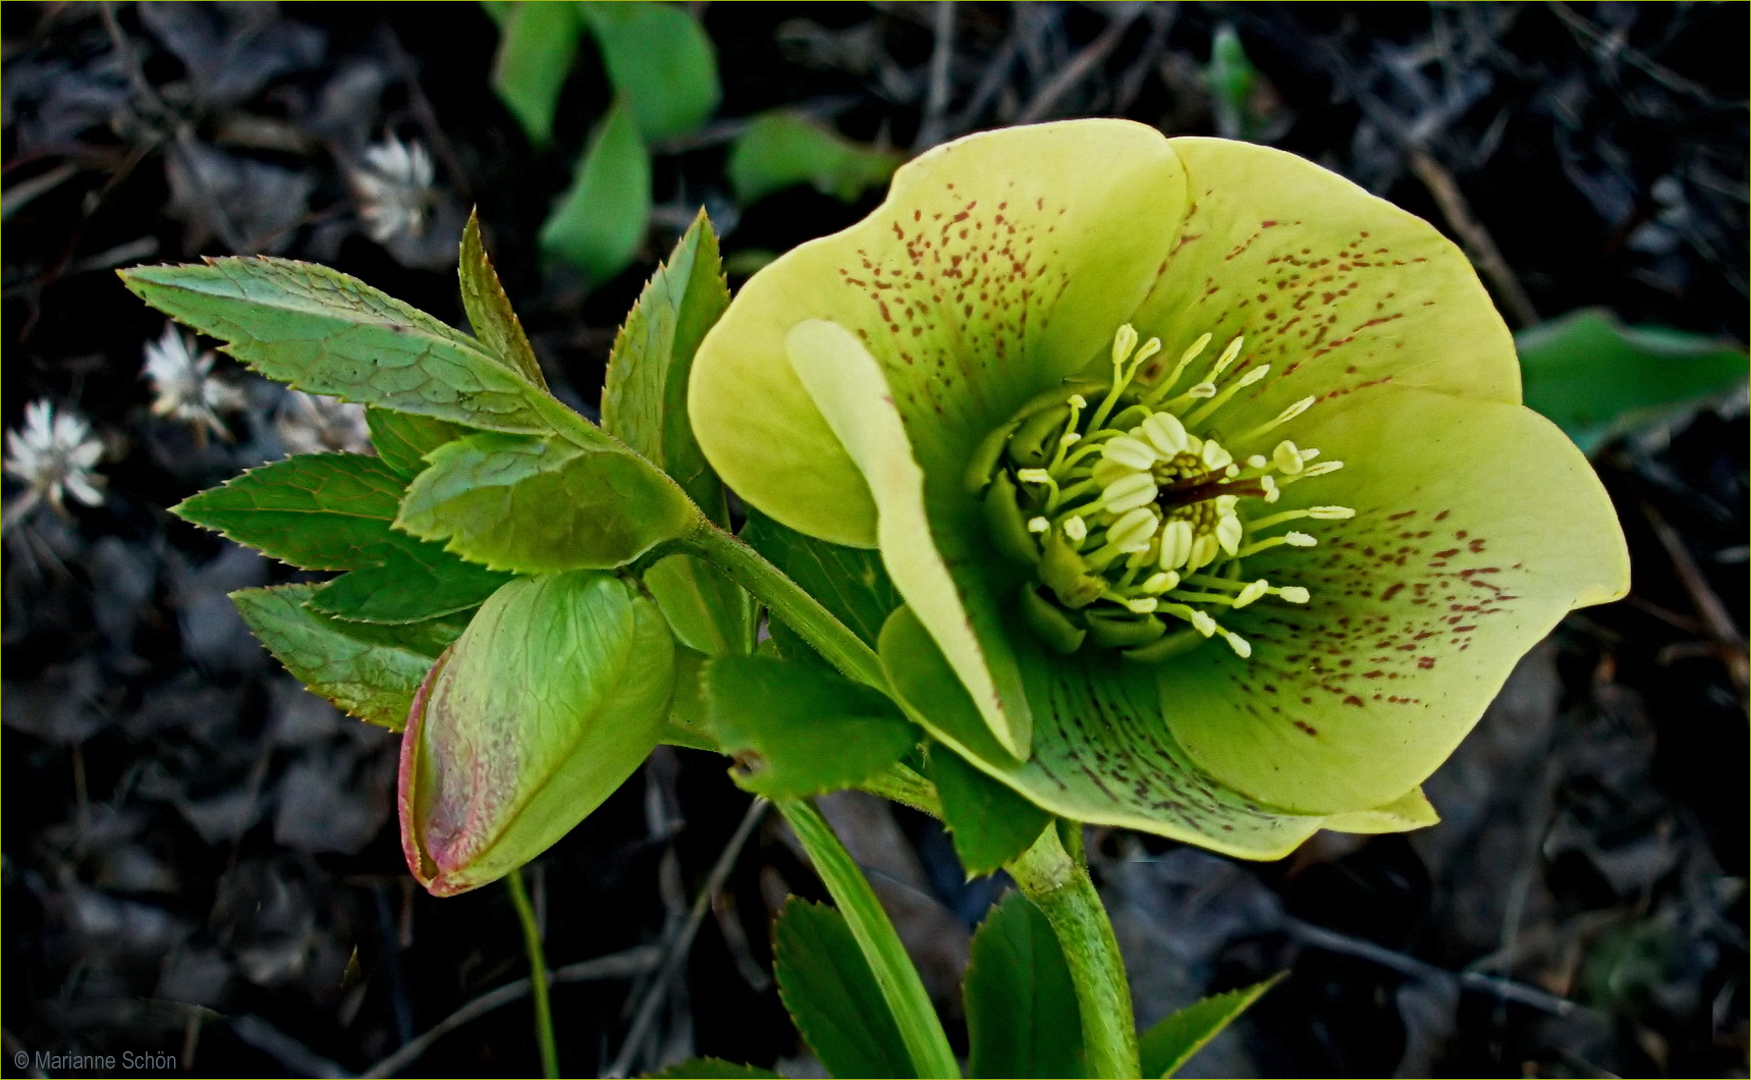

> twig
[362,946,661,1078]
[914,2,956,150]
[507,868,560,1078]
[1406,148,1540,328]
[1640,502,1749,695]
[378,24,474,204]
[1016,7,1139,125]
[602,798,770,1079]
[1283,917,1594,1019]
[951,25,1021,133]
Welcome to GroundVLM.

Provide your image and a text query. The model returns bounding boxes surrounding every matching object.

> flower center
[972,325,1351,663]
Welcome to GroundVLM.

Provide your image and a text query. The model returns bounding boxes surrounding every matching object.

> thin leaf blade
[965,892,1085,1079]
[728,113,905,205]
[775,898,916,1079]
[459,209,547,388]
[490,0,584,148]
[928,744,1051,878]
[1138,975,1283,1079]
[540,101,650,283]
[579,1,719,142]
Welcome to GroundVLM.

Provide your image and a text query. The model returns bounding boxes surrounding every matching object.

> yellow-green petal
[1162,386,1630,814]
[1130,137,1521,448]
[788,319,1031,757]
[691,119,1190,548]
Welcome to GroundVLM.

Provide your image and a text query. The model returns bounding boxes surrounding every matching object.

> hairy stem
[1008,824,1140,1079]
[506,868,559,1078]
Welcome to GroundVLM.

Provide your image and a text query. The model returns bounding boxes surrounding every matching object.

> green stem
[779,798,961,1079]
[1007,824,1140,1079]
[680,518,886,689]
[506,868,560,1079]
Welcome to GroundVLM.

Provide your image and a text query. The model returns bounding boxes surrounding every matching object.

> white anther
[1301,461,1345,478]
[1272,440,1304,475]
[1305,506,1356,520]
[1060,431,1082,447]
[1112,324,1139,365]
[1068,393,1088,409]
[1246,454,1268,469]
[1133,337,1163,368]
[1108,507,1160,551]
[1142,571,1180,595]
[1101,473,1158,513]
[1063,516,1088,542]
[1284,531,1317,547]
[1235,364,1270,388]
[1201,440,1233,470]
[1186,382,1217,399]
[1017,468,1053,484]
[1232,579,1270,608]
[1101,435,1159,470]
[1259,475,1280,503]
[1124,597,1160,614]
[1221,630,1253,658]
[1189,533,1221,572]
[1139,412,1188,456]
[1211,335,1245,377]
[1027,516,1050,533]
[1159,519,1193,570]
[1215,514,1245,556]
[1299,447,1321,464]
[1190,610,1218,636]
[1214,494,1239,513]
[1277,586,1311,604]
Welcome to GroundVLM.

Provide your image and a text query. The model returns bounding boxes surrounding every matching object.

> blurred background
[3,3,1746,1076]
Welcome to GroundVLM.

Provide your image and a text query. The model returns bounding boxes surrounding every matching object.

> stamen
[1236,531,1317,558]
[1138,412,1188,456]
[1097,473,1158,514]
[1240,395,1317,442]
[1208,335,1245,378]
[1259,475,1280,503]
[1143,332,1212,403]
[1231,579,1271,608]
[1063,515,1088,542]
[1158,518,1193,570]
[1277,586,1311,603]
[1105,506,1159,551]
[1141,570,1180,594]
[1272,440,1304,475]
[1184,362,1270,428]
[1101,435,1160,470]
[1027,516,1050,533]
[1215,513,1245,556]
[1220,630,1253,658]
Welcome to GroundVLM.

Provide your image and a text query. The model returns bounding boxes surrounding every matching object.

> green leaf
[927,744,1051,878]
[119,259,549,433]
[703,656,916,799]
[602,214,751,653]
[306,546,510,625]
[367,408,476,481]
[490,0,584,148]
[395,431,697,573]
[402,571,675,896]
[173,452,409,571]
[728,113,905,205]
[774,898,916,1080]
[1137,975,1282,1079]
[660,646,718,752]
[964,892,1085,1079]
[459,208,547,389]
[775,799,961,1079]
[230,584,458,731]
[741,508,902,647]
[541,100,651,283]
[1516,307,1749,453]
[578,1,719,142]
[646,1059,780,1080]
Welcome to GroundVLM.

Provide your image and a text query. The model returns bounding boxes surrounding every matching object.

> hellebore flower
[690,120,1629,857]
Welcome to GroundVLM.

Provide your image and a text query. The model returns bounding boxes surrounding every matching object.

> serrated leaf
[230,584,458,731]
[741,508,902,647]
[644,553,753,655]
[1516,307,1749,453]
[173,452,407,571]
[459,208,547,389]
[1137,975,1282,1079]
[928,743,1051,878]
[774,898,916,1079]
[395,431,697,573]
[367,408,477,482]
[490,0,584,148]
[307,546,510,625]
[402,571,675,896]
[703,655,915,798]
[776,800,961,1079]
[119,259,549,433]
[541,100,650,283]
[965,892,1085,1079]
[579,1,719,143]
[646,1059,779,1080]
[728,113,905,205]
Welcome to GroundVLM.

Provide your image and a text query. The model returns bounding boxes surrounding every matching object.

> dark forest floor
[3,4,1746,1077]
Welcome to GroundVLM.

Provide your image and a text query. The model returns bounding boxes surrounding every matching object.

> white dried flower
[142,324,245,439]
[4,399,105,514]
[277,390,372,456]
[349,134,436,243]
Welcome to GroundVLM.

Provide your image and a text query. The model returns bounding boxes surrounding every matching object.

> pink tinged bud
[399,572,675,897]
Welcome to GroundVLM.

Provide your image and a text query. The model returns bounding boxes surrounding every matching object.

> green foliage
[647,1058,780,1080]
[774,898,916,1079]
[540,100,651,282]
[119,259,549,432]
[403,571,675,896]
[578,2,719,143]
[741,508,902,647]
[395,430,698,574]
[728,113,905,204]
[303,549,508,625]
[703,656,916,798]
[1137,975,1282,1078]
[964,892,1085,1079]
[490,0,584,148]
[927,745,1051,878]
[366,408,476,482]
[1517,307,1749,453]
[459,209,547,388]
[230,584,457,731]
